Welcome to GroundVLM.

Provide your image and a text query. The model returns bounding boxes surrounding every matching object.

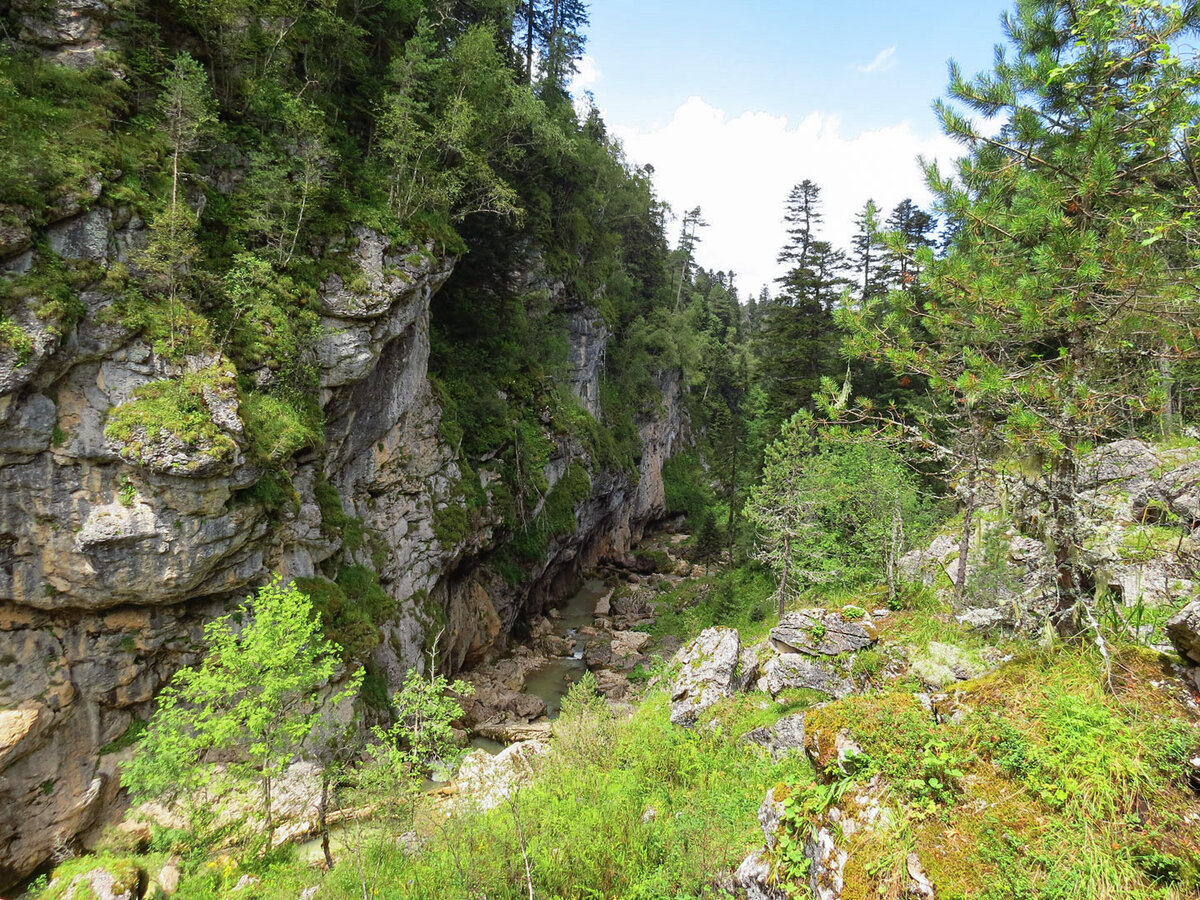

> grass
[788,646,1200,899]
[83,686,806,900]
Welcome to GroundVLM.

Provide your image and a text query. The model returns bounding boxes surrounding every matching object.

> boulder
[771,609,876,657]
[758,653,853,699]
[1167,597,1200,665]
[1079,439,1161,487]
[743,712,807,760]
[454,740,550,812]
[666,627,743,726]
[731,851,787,900]
[611,629,651,657]
[59,862,143,900]
[593,668,631,701]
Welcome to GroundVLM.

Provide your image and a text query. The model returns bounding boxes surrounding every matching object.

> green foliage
[319,690,798,900]
[0,47,128,214]
[432,503,471,548]
[510,461,591,561]
[99,717,148,756]
[240,393,321,465]
[0,318,33,365]
[122,576,360,848]
[295,565,396,665]
[835,0,1200,635]
[662,451,714,526]
[103,367,240,471]
[650,562,777,641]
[748,420,931,613]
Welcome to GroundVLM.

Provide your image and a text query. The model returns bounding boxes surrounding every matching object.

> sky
[572,0,1015,296]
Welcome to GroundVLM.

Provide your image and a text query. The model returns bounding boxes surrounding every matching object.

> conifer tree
[850,199,890,302]
[757,181,844,429]
[838,0,1200,638]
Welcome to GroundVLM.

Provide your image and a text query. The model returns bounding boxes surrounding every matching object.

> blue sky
[574,1,1015,294]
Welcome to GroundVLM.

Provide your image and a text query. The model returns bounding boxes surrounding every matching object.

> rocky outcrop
[11,0,116,67]
[1167,598,1200,665]
[566,301,607,418]
[734,777,933,900]
[666,627,744,725]
[451,740,550,812]
[900,439,1200,637]
[770,609,877,657]
[0,188,686,887]
[665,614,882,727]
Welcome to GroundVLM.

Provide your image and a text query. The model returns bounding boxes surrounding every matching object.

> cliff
[0,150,685,896]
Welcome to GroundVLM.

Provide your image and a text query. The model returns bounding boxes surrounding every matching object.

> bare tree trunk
[1159,354,1177,437]
[955,468,977,603]
[1048,449,1084,639]
[318,778,333,869]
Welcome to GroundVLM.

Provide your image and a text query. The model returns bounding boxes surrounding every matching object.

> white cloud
[610,96,960,297]
[569,55,602,119]
[855,45,897,75]
[571,54,601,92]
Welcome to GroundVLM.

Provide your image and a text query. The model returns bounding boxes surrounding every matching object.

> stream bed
[519,578,610,717]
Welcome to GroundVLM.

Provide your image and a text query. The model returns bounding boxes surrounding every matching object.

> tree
[747,417,927,616]
[138,53,216,354]
[336,667,469,900]
[124,576,358,848]
[883,198,936,290]
[673,205,708,310]
[838,0,1200,638]
[757,182,847,428]
[850,198,891,302]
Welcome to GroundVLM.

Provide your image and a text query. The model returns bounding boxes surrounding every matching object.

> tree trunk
[955,468,977,602]
[1159,354,1177,437]
[1047,450,1084,638]
[778,535,790,619]
[525,0,535,84]
[263,774,274,850]
[318,778,333,869]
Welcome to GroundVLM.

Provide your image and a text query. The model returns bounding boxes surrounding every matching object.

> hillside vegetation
[6,0,1200,899]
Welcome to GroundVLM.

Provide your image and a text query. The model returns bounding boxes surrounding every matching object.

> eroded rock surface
[771,609,877,657]
[666,627,744,726]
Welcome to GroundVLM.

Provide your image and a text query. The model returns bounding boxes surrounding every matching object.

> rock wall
[900,438,1200,635]
[0,181,685,890]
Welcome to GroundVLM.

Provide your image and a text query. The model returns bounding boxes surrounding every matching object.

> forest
[1,0,1200,899]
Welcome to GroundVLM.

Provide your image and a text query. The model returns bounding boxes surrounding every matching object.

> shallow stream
[519,577,610,717]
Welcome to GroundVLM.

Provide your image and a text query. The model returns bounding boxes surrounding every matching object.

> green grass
[313,688,805,900]
[791,646,1200,899]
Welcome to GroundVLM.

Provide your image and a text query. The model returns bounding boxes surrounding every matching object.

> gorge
[4,0,1200,898]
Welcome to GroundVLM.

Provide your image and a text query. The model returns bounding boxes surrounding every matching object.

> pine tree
[757,181,845,430]
[839,0,1200,638]
[883,198,935,290]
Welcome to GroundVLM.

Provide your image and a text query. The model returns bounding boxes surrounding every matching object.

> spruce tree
[758,181,844,430]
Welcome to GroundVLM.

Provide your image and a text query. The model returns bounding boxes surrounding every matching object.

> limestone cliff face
[0,150,685,892]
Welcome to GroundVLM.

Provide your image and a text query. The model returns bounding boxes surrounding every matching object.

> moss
[240,392,321,465]
[295,566,396,665]
[360,660,390,711]
[99,718,147,756]
[103,367,239,471]
[433,503,471,548]
[0,318,33,365]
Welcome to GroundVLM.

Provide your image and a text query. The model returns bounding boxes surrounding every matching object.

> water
[558,578,609,630]
[468,735,507,755]
[522,655,589,717]
[518,578,609,716]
